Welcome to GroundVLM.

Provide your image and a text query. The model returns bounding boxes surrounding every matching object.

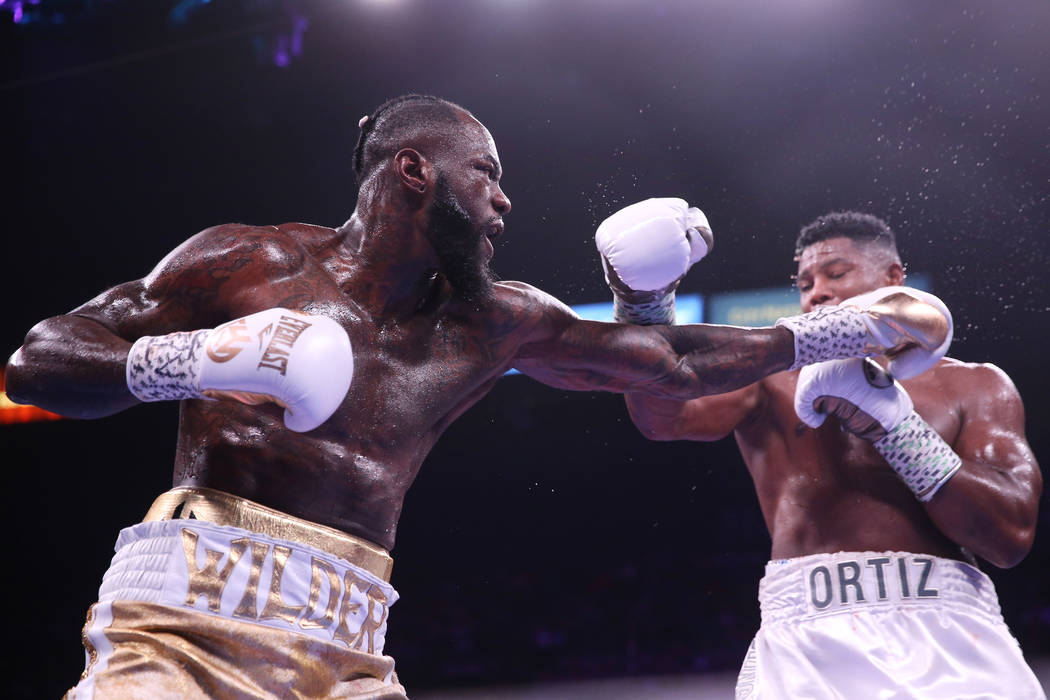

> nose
[807,279,835,308]
[493,186,511,216]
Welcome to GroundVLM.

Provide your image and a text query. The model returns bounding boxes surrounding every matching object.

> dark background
[2,0,1049,696]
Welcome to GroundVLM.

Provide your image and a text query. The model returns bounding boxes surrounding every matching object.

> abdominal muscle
[736,374,965,563]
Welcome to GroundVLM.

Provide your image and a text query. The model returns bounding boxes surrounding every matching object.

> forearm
[924,461,1041,568]
[662,325,794,397]
[866,409,1029,564]
[5,315,138,418]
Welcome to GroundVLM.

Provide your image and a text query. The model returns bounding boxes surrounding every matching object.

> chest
[762,368,962,458]
[339,311,513,431]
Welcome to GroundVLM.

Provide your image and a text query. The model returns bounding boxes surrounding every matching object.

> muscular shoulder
[274,222,344,256]
[491,281,578,325]
[150,223,310,281]
[482,283,583,346]
[932,358,1020,402]
[930,358,1019,398]
[132,223,332,320]
[922,357,1025,424]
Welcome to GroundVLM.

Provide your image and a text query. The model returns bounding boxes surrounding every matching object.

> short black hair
[352,94,467,185]
[795,210,900,259]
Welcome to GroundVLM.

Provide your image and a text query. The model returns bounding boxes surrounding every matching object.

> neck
[336,186,450,319]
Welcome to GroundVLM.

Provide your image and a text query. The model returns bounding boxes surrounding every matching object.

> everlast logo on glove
[257,315,313,375]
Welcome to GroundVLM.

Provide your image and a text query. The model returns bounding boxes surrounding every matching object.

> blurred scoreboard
[706,273,929,327]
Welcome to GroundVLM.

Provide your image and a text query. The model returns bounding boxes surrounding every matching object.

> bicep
[514,317,687,394]
[952,368,1041,485]
[925,364,1042,566]
[68,277,194,340]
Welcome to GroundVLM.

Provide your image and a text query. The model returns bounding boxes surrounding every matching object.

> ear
[884,260,905,286]
[393,148,431,194]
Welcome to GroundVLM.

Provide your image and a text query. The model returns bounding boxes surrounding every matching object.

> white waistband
[99,519,399,654]
[758,551,1003,625]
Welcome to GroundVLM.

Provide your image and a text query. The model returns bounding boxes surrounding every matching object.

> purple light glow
[270,14,308,66]
[291,16,308,56]
[273,35,290,67]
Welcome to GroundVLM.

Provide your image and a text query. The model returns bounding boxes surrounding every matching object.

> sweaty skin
[625,237,1041,569]
[5,110,795,551]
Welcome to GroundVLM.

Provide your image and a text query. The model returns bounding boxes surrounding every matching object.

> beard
[426,173,496,303]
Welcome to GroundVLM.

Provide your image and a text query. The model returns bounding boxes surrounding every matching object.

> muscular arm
[507,283,794,400]
[924,364,1042,568]
[7,310,143,418]
[5,224,312,417]
[624,385,762,442]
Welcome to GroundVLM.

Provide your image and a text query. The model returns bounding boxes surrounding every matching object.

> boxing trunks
[736,551,1045,699]
[65,487,408,700]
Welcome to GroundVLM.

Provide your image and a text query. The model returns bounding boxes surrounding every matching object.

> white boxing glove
[795,357,912,439]
[595,197,712,293]
[775,285,952,374]
[126,308,353,432]
[795,357,961,501]
[838,286,953,379]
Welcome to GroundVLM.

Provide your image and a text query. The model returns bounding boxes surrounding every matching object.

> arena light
[0,370,63,425]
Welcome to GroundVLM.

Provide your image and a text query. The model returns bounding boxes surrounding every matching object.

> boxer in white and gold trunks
[76,488,400,699]
[604,206,1044,698]
[7,96,954,698]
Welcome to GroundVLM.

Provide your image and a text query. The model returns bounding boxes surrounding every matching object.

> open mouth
[485,220,505,241]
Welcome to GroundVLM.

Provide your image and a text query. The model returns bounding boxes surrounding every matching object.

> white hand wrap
[126,308,353,432]
[775,286,952,373]
[595,197,712,325]
[874,411,962,501]
[612,291,678,326]
[126,329,209,402]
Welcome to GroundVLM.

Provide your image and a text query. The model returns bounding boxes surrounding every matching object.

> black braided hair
[352,94,467,185]
[795,211,901,259]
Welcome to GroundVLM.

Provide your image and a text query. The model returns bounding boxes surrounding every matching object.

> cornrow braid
[352,94,466,185]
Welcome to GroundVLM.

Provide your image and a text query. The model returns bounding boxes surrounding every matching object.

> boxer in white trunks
[598,204,1044,699]
[7,94,953,699]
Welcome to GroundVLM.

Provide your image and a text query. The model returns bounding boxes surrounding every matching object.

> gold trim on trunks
[143,486,393,581]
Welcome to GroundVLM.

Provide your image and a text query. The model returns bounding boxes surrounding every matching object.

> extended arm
[512,299,795,400]
[510,273,950,405]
